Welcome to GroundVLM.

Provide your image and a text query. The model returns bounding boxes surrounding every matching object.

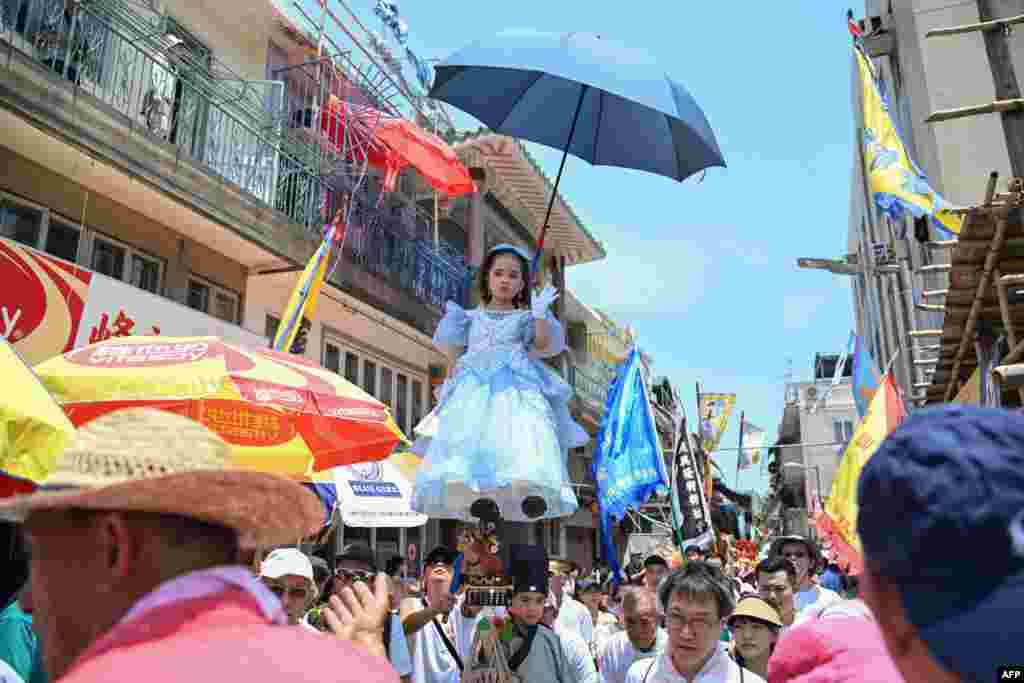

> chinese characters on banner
[676,438,715,550]
[0,238,265,366]
[699,393,736,453]
[88,309,161,343]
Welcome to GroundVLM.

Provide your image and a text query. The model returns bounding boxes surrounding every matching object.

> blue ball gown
[411,302,588,522]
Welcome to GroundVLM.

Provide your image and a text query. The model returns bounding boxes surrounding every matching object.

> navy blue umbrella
[429,29,725,267]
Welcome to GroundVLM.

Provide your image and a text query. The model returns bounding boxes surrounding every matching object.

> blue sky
[338,1,857,494]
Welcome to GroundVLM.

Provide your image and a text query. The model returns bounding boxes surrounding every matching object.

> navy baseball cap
[857,405,1024,682]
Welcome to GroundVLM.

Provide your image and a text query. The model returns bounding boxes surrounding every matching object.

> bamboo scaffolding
[943,173,1005,402]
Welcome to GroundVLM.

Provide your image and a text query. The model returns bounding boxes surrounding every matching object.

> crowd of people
[0,395,1021,682]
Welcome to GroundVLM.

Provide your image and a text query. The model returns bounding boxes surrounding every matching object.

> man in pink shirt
[0,408,399,683]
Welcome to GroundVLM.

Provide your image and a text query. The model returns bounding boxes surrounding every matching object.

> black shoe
[521,496,547,519]
[470,498,501,522]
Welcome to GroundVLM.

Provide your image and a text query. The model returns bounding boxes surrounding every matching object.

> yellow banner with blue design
[855,47,962,236]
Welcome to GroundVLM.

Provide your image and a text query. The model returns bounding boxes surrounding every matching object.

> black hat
[336,543,377,571]
[644,554,669,569]
[424,546,457,567]
[508,544,549,595]
[684,544,705,555]
[575,579,600,597]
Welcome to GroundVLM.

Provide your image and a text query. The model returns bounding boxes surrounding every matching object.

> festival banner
[699,393,735,453]
[851,334,882,418]
[675,436,715,552]
[855,46,962,235]
[738,420,766,470]
[815,372,905,573]
[594,346,671,585]
[1,238,265,366]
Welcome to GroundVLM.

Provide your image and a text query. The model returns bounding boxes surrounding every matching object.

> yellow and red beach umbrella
[0,339,74,496]
[34,336,407,477]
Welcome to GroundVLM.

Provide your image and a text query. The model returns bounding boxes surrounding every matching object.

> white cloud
[783,294,829,331]
[566,233,712,315]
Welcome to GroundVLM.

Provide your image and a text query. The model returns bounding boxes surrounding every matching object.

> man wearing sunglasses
[259,548,317,626]
[335,544,413,683]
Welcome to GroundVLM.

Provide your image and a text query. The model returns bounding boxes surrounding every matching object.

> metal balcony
[0,0,330,225]
[338,180,471,310]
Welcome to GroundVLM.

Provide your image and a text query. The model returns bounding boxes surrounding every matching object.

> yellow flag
[699,393,735,453]
[855,47,962,235]
[272,239,331,353]
[818,372,904,573]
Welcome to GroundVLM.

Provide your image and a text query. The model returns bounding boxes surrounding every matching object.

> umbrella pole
[532,85,589,283]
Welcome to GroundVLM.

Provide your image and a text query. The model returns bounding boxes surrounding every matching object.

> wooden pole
[978,0,1024,179]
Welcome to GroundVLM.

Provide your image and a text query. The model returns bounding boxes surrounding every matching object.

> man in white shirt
[598,588,667,683]
[625,563,764,683]
[768,536,841,616]
[543,595,598,683]
[551,559,594,643]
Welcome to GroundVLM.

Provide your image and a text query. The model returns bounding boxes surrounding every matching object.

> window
[90,234,164,295]
[0,197,42,247]
[833,419,855,453]
[188,280,210,313]
[411,380,423,429]
[265,315,281,342]
[187,276,238,323]
[363,360,376,397]
[396,373,408,433]
[212,290,237,323]
[130,253,162,293]
[381,368,393,407]
[45,218,80,263]
[91,237,126,280]
[324,342,340,374]
[344,352,359,384]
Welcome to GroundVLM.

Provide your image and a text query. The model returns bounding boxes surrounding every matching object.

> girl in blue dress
[411,244,588,523]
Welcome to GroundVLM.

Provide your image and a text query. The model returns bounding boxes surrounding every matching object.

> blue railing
[345,205,471,308]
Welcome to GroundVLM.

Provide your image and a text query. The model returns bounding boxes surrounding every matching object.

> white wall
[161,0,278,81]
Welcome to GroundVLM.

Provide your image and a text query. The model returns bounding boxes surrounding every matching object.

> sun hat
[0,408,323,548]
[260,548,314,582]
[768,535,822,571]
[728,595,783,629]
[857,405,1024,683]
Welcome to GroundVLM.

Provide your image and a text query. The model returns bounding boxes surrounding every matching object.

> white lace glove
[531,284,559,319]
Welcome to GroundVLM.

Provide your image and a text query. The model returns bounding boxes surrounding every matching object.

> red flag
[848,10,863,39]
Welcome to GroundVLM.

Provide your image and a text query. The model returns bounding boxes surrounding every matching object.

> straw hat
[0,408,323,547]
[728,596,784,629]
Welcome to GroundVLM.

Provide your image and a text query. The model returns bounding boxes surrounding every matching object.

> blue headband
[488,243,533,264]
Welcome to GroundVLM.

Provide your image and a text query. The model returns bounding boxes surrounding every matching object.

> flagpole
[735,412,744,490]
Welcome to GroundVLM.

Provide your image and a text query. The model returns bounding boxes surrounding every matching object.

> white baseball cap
[260,548,314,582]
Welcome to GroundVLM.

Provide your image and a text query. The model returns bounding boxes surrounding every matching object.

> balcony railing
[0,0,472,310]
[0,0,331,221]
[343,187,471,308]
